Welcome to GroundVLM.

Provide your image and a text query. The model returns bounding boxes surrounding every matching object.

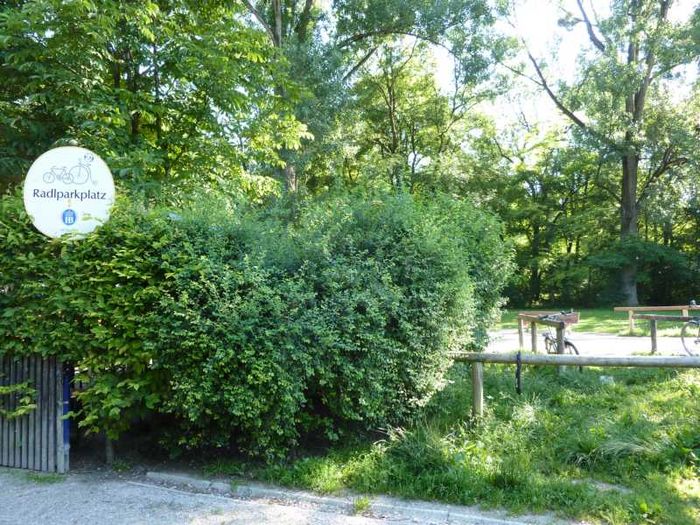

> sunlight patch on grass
[204,366,700,525]
[498,308,691,336]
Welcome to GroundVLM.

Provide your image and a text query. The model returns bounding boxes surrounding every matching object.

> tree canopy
[1,0,700,306]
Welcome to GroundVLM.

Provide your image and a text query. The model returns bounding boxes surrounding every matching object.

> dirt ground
[487,329,691,356]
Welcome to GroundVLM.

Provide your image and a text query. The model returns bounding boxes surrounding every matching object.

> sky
[433,0,699,131]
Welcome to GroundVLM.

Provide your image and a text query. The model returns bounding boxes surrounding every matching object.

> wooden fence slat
[56,361,65,473]
[27,356,39,470]
[3,356,8,467]
[21,357,28,469]
[17,357,24,468]
[10,357,18,468]
[47,357,56,472]
[1,356,7,467]
[41,357,49,472]
[6,355,12,467]
[18,357,24,468]
[0,356,68,473]
[37,357,44,471]
[28,356,37,471]
[6,357,11,468]
[0,356,4,467]
[0,355,7,465]
[15,357,22,469]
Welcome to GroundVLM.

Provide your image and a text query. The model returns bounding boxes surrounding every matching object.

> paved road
[0,470,571,525]
[488,330,693,356]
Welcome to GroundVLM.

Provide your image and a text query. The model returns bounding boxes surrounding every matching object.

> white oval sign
[23,147,115,238]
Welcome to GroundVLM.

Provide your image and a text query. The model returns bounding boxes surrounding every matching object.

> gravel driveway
[0,469,399,525]
[488,330,691,356]
[0,469,571,525]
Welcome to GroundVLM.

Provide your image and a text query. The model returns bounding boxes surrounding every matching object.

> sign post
[18,146,116,473]
[22,146,115,239]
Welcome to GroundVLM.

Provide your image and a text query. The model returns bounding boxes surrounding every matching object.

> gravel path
[0,470,398,525]
[0,469,572,525]
[488,329,692,356]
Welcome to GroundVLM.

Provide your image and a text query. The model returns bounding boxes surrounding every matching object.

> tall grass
[206,365,700,525]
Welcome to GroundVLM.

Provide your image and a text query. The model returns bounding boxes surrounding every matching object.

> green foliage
[208,365,700,525]
[0,0,304,196]
[0,379,36,419]
[0,190,510,458]
[0,193,174,438]
[588,237,698,305]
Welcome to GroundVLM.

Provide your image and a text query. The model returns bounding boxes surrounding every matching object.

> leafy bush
[0,194,173,438]
[0,191,511,458]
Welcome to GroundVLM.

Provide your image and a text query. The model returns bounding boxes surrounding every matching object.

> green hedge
[0,191,512,459]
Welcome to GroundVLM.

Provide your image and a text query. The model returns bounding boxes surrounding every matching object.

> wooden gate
[0,355,69,473]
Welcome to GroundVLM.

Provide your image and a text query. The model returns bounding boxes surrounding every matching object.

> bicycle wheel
[681,320,700,356]
[564,341,582,372]
[564,341,579,355]
[543,335,555,354]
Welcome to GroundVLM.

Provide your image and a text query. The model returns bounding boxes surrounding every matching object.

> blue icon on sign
[62,209,77,225]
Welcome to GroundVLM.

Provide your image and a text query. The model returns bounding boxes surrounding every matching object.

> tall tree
[526,0,700,305]
[240,0,504,191]
[342,41,497,192]
[0,0,304,197]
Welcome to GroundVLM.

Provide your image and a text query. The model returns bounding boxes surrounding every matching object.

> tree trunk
[620,152,639,306]
[529,225,541,304]
[284,163,297,192]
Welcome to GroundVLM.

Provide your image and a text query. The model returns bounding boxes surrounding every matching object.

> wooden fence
[633,314,699,354]
[451,352,700,417]
[0,355,69,473]
[614,305,699,332]
[516,312,579,350]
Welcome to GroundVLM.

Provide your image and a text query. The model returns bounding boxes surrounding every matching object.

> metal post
[530,322,537,353]
[650,319,657,354]
[471,362,484,418]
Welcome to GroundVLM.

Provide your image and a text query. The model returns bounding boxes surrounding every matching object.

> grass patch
[498,308,693,337]
[352,495,372,515]
[205,365,700,525]
[111,459,132,473]
[24,472,65,484]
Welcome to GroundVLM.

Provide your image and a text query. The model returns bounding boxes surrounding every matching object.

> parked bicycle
[539,313,579,356]
[681,300,699,356]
